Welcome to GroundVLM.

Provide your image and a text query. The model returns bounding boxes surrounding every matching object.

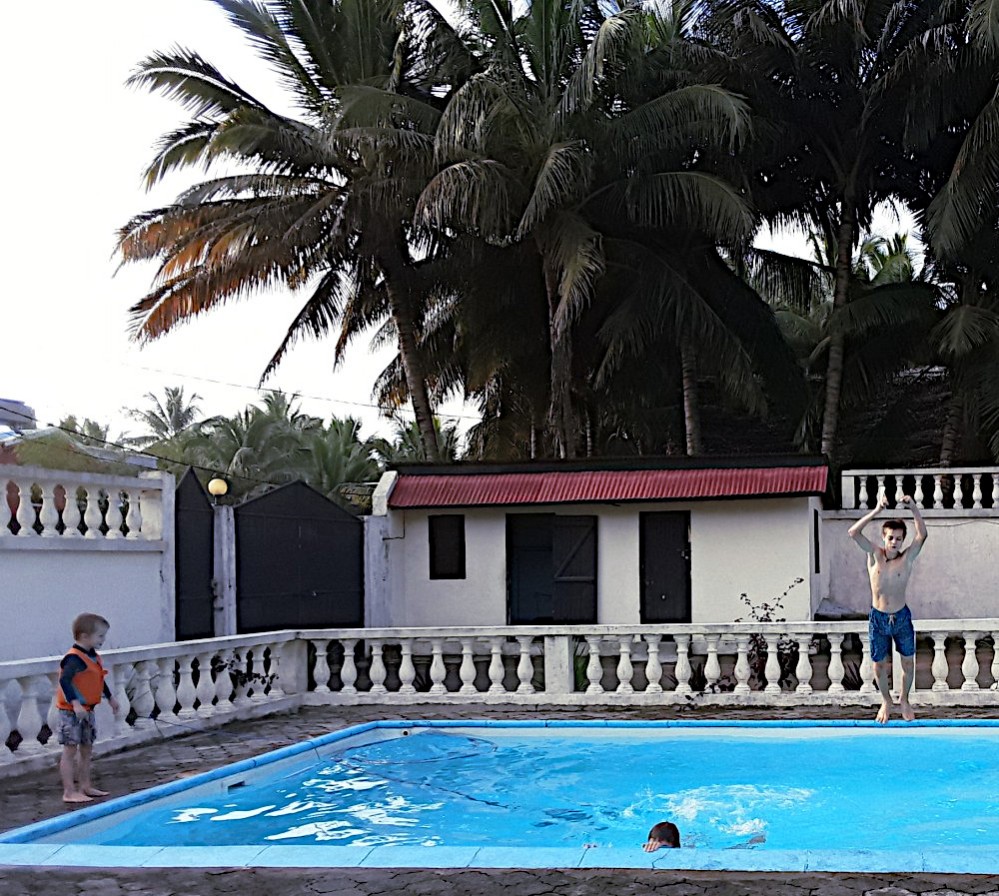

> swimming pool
[1,720,997,872]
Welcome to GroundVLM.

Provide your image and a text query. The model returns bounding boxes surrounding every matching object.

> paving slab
[2,704,998,894]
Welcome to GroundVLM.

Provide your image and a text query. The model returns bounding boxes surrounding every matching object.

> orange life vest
[56,647,107,710]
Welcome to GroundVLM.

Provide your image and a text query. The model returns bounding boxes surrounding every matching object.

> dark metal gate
[235,482,364,632]
[174,468,215,640]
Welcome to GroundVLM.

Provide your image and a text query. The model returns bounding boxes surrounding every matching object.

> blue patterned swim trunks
[868,605,915,662]
[56,708,97,746]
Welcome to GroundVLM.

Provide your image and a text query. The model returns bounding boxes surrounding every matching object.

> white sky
[1,1,917,446]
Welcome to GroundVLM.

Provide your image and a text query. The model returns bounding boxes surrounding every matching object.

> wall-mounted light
[207,477,228,504]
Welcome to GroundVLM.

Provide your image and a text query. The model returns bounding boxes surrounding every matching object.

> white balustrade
[0,465,167,540]
[4,624,999,776]
[843,467,999,513]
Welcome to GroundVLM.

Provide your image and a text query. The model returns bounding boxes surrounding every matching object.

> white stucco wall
[1,545,175,660]
[822,513,999,619]
[368,497,816,626]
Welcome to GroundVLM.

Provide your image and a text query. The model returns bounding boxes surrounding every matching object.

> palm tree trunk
[544,267,577,459]
[681,343,702,455]
[939,391,963,466]
[820,205,857,460]
[380,245,441,463]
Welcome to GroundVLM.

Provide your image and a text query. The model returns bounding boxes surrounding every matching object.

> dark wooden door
[640,511,691,623]
[174,469,215,640]
[507,514,597,623]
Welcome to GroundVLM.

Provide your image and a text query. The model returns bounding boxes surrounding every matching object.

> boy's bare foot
[875,701,891,724]
[83,787,109,797]
[63,792,94,804]
[900,700,915,722]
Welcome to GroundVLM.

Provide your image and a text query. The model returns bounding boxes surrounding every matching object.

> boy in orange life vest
[56,613,119,803]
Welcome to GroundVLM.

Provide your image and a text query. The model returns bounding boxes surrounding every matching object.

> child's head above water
[647,821,680,848]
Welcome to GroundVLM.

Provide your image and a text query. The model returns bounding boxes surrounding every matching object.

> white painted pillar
[213,504,237,637]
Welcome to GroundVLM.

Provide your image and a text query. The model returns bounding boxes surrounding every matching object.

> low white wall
[0,467,175,660]
[369,497,815,626]
[1,544,176,661]
[822,512,999,619]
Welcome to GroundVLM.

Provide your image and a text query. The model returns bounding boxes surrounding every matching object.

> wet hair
[648,821,680,848]
[882,519,907,539]
[72,613,110,640]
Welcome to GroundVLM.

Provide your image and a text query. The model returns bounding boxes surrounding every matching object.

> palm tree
[417,0,756,457]
[117,0,476,463]
[125,386,203,447]
[371,416,462,464]
[702,0,969,459]
[304,417,381,498]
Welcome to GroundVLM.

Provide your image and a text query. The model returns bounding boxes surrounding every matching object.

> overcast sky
[2,1,915,446]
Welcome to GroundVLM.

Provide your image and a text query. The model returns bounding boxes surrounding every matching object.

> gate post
[543,635,575,696]
[213,504,237,636]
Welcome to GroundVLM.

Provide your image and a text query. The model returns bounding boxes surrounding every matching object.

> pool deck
[2,703,998,895]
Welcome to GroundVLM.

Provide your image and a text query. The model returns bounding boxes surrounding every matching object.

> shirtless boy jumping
[848,493,927,723]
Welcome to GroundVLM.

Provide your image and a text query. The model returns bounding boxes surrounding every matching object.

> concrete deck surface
[2,703,997,895]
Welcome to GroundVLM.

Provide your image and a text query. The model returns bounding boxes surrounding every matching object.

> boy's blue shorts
[868,605,915,662]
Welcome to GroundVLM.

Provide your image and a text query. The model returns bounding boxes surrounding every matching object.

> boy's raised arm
[848,494,888,553]
[901,495,927,558]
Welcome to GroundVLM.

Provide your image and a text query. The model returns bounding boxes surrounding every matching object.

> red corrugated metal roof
[387,465,828,508]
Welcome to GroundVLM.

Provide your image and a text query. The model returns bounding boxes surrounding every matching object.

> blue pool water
[2,720,998,872]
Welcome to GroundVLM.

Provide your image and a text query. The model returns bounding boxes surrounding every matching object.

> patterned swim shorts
[868,605,915,663]
[56,708,97,746]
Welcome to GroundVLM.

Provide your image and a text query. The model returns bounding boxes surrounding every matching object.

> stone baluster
[858,634,876,694]
[644,635,663,694]
[733,635,751,694]
[960,632,981,690]
[38,481,60,536]
[15,481,36,536]
[793,635,813,694]
[126,489,143,538]
[15,677,45,754]
[992,633,999,691]
[487,638,506,695]
[827,634,846,693]
[368,641,387,695]
[266,644,284,698]
[972,474,983,509]
[230,651,251,705]
[615,637,634,694]
[398,641,417,695]
[875,475,886,506]
[993,476,999,509]
[47,672,62,739]
[429,639,448,695]
[339,640,358,695]
[932,475,943,510]
[584,636,604,694]
[212,653,234,711]
[458,639,478,695]
[130,661,157,728]
[109,663,132,736]
[929,633,950,691]
[61,486,82,537]
[952,475,964,509]
[704,635,721,690]
[857,477,868,510]
[247,648,267,701]
[83,487,103,538]
[673,634,692,696]
[311,639,331,694]
[0,691,13,763]
[195,652,217,717]
[104,491,123,539]
[175,655,198,717]
[763,634,782,695]
[154,658,179,723]
[515,636,535,695]
[894,478,904,506]
[914,477,924,509]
